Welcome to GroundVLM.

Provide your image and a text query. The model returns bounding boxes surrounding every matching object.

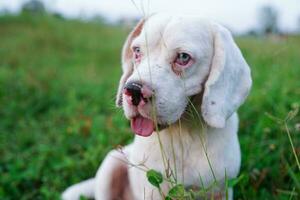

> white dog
[62,13,252,200]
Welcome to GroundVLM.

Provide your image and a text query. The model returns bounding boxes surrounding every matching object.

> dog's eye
[132,46,142,61]
[175,53,191,66]
[133,46,140,54]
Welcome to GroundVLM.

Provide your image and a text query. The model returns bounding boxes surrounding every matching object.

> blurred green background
[0,4,300,200]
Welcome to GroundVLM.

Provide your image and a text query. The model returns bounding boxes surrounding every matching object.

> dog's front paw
[61,187,81,200]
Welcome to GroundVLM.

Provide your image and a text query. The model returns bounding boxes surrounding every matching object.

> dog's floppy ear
[116,19,145,107]
[201,24,252,128]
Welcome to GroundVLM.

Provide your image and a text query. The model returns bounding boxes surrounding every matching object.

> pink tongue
[131,116,154,137]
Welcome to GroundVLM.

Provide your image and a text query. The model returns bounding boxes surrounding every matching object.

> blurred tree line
[0,0,300,35]
[259,5,279,34]
[21,0,46,14]
[0,0,106,23]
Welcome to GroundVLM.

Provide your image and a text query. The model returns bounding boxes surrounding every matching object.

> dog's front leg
[95,146,133,200]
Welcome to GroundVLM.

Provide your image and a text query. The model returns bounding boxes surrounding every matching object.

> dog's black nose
[124,82,143,106]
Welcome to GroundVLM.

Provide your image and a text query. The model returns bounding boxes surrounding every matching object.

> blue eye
[175,53,191,66]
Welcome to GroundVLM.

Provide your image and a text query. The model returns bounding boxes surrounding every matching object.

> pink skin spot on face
[172,63,183,76]
[124,94,133,105]
[137,101,152,120]
[141,85,153,98]
[138,99,146,106]
[135,54,141,64]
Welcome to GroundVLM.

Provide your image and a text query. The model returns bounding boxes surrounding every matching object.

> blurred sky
[1,0,300,33]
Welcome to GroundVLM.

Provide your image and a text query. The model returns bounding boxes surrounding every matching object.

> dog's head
[116,14,252,137]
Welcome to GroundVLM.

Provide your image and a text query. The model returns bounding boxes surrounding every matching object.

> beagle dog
[62,13,252,200]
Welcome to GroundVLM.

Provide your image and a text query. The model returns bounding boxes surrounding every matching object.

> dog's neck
[151,93,206,137]
[180,92,206,129]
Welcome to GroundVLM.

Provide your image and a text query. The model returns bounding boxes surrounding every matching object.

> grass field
[0,14,299,200]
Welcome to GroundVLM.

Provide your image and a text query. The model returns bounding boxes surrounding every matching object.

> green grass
[0,14,299,199]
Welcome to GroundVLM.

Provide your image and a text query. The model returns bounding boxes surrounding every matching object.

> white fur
[62,13,251,200]
[62,178,95,200]
[127,113,240,200]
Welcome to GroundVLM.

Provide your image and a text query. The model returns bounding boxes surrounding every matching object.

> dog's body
[62,13,252,200]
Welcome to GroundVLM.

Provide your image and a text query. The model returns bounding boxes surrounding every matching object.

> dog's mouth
[130,115,154,137]
[130,115,169,137]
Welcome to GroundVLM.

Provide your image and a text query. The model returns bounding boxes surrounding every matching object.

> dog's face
[116,14,252,137]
